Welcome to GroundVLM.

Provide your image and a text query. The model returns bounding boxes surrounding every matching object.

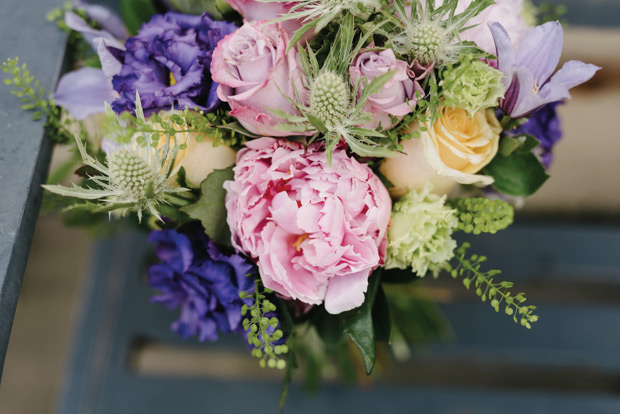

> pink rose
[224,138,391,314]
[455,0,530,54]
[211,22,308,137]
[350,48,423,131]
[225,0,304,38]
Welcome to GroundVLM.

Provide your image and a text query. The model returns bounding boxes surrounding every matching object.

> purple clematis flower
[110,12,237,114]
[509,101,563,168]
[148,227,256,342]
[489,21,600,119]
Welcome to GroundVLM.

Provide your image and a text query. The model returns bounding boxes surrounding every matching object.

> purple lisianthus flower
[510,101,563,168]
[111,12,237,114]
[148,227,256,342]
[489,21,600,119]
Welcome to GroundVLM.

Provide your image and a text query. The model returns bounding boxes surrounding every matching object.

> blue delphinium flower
[489,21,599,119]
[111,12,237,114]
[148,227,255,342]
[510,102,563,168]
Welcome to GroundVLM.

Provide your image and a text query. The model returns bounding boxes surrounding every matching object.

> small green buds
[449,198,514,235]
[240,281,289,370]
[309,71,350,128]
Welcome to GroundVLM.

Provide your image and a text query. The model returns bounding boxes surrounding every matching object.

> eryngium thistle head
[309,71,350,128]
[409,22,446,64]
[108,148,161,201]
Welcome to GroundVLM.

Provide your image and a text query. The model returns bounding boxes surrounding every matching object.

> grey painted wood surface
[59,223,620,413]
[0,0,67,376]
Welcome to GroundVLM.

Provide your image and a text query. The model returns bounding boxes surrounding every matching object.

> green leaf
[306,113,328,134]
[338,269,383,375]
[180,167,234,246]
[382,268,418,284]
[498,136,520,157]
[313,309,345,350]
[516,135,541,154]
[484,152,549,196]
[120,0,157,35]
[372,285,391,343]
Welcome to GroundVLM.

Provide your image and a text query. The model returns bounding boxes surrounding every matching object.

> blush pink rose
[350,48,423,131]
[225,0,304,39]
[224,138,391,314]
[211,22,308,137]
[452,0,530,54]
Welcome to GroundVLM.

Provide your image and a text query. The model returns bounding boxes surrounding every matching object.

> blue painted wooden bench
[1,0,619,413]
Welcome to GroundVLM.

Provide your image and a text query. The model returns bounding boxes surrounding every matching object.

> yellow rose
[380,107,501,198]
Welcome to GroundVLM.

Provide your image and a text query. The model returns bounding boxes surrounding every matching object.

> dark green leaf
[120,0,157,35]
[484,152,549,196]
[313,309,345,350]
[382,268,419,284]
[338,269,382,375]
[180,167,234,246]
[372,285,391,343]
[516,135,541,154]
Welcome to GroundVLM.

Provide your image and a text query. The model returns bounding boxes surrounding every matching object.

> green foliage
[537,2,568,25]
[484,151,549,196]
[448,197,514,235]
[180,167,234,247]
[103,106,252,150]
[2,58,73,143]
[446,243,539,329]
[383,283,450,347]
[121,0,158,35]
[240,280,289,370]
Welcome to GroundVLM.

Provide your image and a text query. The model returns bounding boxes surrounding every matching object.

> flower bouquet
[3,0,599,405]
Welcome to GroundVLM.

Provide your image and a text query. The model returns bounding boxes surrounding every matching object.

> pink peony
[225,0,304,39]
[211,22,308,137]
[224,138,391,314]
[350,48,424,131]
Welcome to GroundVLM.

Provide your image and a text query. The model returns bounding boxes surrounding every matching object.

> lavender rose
[111,12,237,114]
[350,48,423,131]
[211,22,309,137]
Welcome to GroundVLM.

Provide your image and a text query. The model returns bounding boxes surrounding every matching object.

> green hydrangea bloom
[440,57,505,115]
[386,185,459,277]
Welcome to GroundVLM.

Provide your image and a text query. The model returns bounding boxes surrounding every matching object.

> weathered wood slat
[0,0,67,376]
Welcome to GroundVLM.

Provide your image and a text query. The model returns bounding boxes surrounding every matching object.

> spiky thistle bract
[269,13,400,163]
[43,94,191,222]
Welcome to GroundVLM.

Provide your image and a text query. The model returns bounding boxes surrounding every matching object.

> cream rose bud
[380,107,501,198]
[153,112,237,187]
[174,134,237,187]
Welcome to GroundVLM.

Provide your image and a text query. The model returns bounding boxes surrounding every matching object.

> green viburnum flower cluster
[440,57,506,115]
[385,185,459,277]
[240,280,289,370]
[448,197,514,234]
